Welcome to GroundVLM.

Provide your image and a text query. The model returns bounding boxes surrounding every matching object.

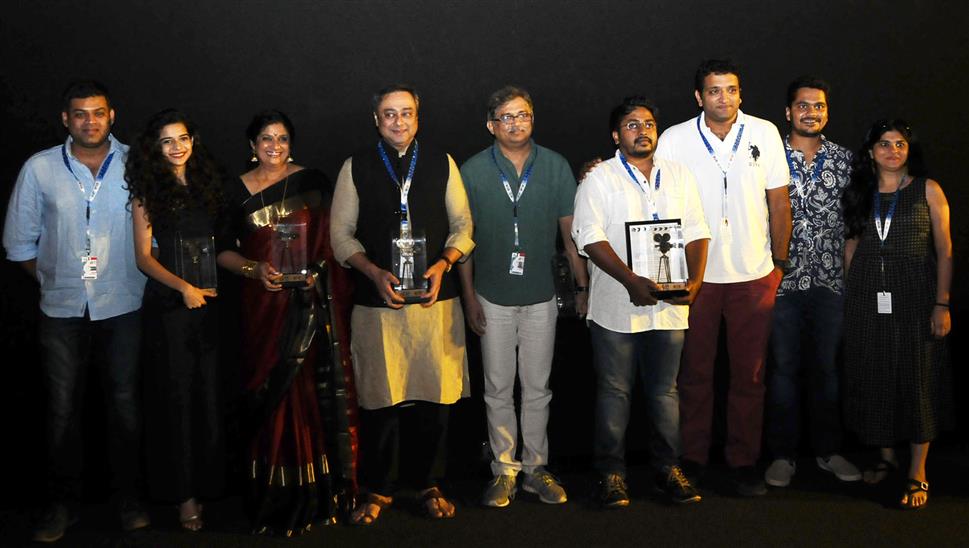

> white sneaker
[522,469,567,504]
[817,455,862,482]
[481,474,517,507]
[764,459,796,487]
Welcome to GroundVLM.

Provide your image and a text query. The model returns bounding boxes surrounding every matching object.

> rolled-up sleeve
[443,154,474,258]
[330,158,366,266]
[571,167,610,256]
[678,166,712,245]
[3,163,42,261]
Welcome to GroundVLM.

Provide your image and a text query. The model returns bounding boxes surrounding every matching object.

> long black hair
[841,119,927,239]
[126,108,224,230]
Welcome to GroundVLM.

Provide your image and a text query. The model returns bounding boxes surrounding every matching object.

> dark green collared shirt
[460,141,576,306]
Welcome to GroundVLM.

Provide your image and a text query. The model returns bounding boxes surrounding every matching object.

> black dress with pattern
[843,178,952,446]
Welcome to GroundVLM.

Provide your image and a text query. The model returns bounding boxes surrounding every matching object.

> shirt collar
[698,110,746,144]
[491,140,537,176]
[64,133,122,160]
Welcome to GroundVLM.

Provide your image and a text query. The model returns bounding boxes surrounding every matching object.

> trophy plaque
[625,219,689,299]
[271,221,309,288]
[551,253,578,318]
[391,224,429,304]
[175,234,218,291]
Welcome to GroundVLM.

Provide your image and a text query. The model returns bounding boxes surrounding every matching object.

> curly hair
[126,109,224,230]
[842,119,927,239]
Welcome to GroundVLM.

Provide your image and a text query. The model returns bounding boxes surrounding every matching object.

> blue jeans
[38,310,143,503]
[590,322,684,475]
[766,287,844,459]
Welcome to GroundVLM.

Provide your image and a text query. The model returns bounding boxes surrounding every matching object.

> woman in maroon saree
[218,110,358,535]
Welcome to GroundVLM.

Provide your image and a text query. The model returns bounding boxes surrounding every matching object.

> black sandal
[350,493,392,526]
[900,479,929,510]
[419,487,456,519]
[863,458,897,485]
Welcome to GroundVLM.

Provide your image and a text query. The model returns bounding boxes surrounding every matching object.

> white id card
[719,219,733,245]
[509,251,525,276]
[877,292,892,314]
[82,256,98,280]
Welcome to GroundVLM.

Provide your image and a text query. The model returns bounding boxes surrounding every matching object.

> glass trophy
[625,219,689,299]
[175,234,218,291]
[391,222,429,304]
[271,221,309,288]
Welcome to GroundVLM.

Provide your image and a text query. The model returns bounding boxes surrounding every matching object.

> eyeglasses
[493,111,533,125]
[622,120,655,132]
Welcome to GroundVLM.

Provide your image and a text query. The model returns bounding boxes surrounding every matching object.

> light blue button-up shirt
[3,134,145,320]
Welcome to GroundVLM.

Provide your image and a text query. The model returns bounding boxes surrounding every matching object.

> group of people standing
[3,57,952,543]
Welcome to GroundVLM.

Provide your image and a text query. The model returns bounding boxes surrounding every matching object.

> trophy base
[652,282,689,299]
[278,272,307,288]
[396,288,430,305]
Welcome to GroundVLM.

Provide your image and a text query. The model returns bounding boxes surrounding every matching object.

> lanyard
[61,144,115,253]
[491,147,536,250]
[784,147,825,200]
[377,140,419,231]
[618,153,660,220]
[873,186,900,246]
[696,116,744,223]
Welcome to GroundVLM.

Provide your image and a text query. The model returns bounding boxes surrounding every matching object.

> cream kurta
[331,154,475,409]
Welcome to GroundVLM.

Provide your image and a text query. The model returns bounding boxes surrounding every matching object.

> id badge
[719,219,733,245]
[877,291,892,314]
[509,251,525,276]
[82,255,98,280]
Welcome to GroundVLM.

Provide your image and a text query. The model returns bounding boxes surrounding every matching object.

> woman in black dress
[841,119,952,509]
[127,109,228,530]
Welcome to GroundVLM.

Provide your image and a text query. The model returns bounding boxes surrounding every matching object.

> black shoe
[655,465,702,504]
[119,498,151,532]
[33,503,77,543]
[597,473,630,508]
[680,459,706,485]
[731,465,767,497]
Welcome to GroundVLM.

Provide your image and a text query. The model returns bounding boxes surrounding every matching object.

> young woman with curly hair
[126,108,230,531]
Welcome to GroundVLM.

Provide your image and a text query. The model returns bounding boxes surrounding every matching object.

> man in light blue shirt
[3,80,148,543]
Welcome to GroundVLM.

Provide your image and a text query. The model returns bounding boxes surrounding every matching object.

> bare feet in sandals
[420,487,456,519]
[351,493,393,526]
[900,479,929,509]
[178,498,203,532]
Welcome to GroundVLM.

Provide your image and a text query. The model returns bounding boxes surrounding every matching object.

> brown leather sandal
[420,487,456,519]
[350,493,393,526]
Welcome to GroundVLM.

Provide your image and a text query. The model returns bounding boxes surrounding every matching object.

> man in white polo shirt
[574,96,710,507]
[654,59,792,497]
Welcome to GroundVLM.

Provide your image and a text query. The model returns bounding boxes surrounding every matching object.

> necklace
[258,174,290,227]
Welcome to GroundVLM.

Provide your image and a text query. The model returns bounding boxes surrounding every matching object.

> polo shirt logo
[748,143,761,164]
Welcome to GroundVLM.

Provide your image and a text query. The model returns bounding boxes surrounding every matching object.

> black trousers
[359,401,449,495]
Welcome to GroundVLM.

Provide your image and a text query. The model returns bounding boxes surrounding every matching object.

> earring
[287,156,294,163]
[250,150,257,163]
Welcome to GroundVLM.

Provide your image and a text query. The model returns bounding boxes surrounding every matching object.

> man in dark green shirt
[458,86,587,508]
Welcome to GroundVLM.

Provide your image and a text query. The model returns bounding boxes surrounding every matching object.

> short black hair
[608,96,659,132]
[786,75,831,106]
[486,85,533,121]
[245,109,296,145]
[371,84,420,112]
[61,79,111,112]
[694,59,742,93]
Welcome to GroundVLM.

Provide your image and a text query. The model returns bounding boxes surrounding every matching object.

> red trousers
[679,270,782,468]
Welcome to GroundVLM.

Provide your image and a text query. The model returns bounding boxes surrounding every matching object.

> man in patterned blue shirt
[763,76,861,488]
[3,80,148,542]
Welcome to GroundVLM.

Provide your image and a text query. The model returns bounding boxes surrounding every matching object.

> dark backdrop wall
[2,0,967,504]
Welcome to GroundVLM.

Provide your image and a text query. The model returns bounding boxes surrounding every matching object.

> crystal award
[175,234,218,291]
[391,221,429,304]
[271,220,309,288]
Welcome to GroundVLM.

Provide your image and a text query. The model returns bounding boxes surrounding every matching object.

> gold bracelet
[240,260,258,279]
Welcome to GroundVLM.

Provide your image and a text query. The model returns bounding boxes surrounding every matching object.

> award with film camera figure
[175,233,218,291]
[271,219,309,288]
[391,220,429,304]
[625,219,689,299]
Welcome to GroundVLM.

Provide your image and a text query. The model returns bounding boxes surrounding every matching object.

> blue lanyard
[377,140,419,229]
[873,186,900,247]
[62,144,115,253]
[696,116,744,223]
[491,147,536,250]
[784,146,825,199]
[618,153,660,220]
